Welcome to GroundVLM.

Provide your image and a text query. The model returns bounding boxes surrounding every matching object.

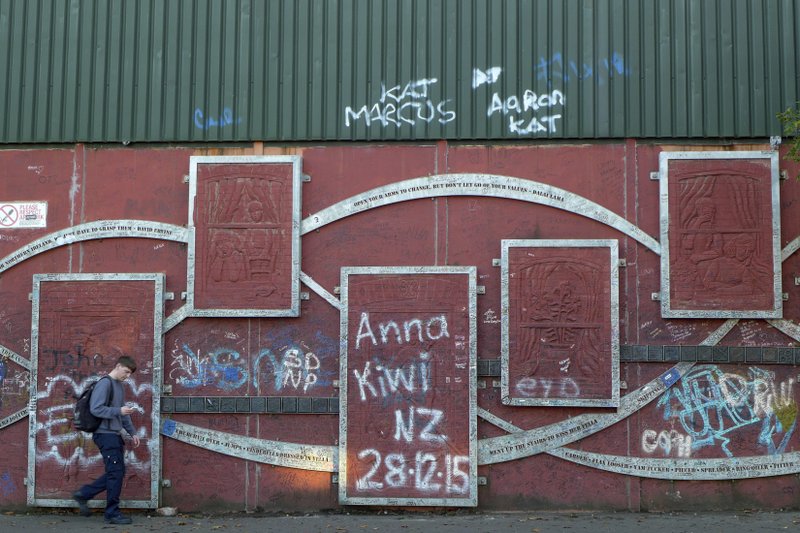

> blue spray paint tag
[161,419,177,437]
[659,369,680,388]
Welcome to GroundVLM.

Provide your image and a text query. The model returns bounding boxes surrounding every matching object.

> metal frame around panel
[27,273,164,509]
[339,266,478,507]
[500,240,620,407]
[658,151,782,318]
[187,155,302,317]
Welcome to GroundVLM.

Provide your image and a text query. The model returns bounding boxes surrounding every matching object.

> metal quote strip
[0,220,189,274]
[548,448,800,480]
[301,174,661,254]
[0,408,29,430]
[160,419,337,473]
[0,343,31,370]
[478,362,695,465]
[767,319,800,344]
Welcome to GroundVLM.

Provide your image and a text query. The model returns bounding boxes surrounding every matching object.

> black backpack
[73,376,114,433]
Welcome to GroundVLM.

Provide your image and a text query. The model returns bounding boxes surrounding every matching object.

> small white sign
[0,202,47,228]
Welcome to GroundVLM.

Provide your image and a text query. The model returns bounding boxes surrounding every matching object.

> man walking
[73,355,141,525]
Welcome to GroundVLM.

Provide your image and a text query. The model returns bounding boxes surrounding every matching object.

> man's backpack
[73,376,114,433]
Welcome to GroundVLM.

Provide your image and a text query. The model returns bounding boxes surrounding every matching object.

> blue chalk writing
[535,52,630,86]
[0,472,16,497]
[657,365,797,458]
[173,344,248,391]
[194,107,243,130]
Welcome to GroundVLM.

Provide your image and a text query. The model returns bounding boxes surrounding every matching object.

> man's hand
[131,435,141,448]
[121,406,135,416]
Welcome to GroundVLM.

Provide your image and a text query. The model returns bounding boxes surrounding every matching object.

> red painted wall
[1,142,799,512]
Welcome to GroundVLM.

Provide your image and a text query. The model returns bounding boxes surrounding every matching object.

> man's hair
[116,355,137,373]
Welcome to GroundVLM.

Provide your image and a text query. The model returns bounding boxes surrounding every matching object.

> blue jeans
[76,433,126,519]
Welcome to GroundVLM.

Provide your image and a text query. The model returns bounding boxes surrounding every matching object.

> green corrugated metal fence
[0,0,798,143]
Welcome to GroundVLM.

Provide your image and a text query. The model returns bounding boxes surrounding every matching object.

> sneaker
[72,492,91,517]
[104,514,133,525]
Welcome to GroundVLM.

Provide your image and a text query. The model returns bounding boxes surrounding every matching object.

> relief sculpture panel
[659,152,781,318]
[501,240,619,407]
[188,156,302,317]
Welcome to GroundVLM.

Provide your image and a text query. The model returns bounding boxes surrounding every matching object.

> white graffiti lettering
[355,312,449,349]
[355,449,469,495]
[344,78,456,128]
[487,89,565,135]
[515,377,580,398]
[472,66,502,88]
[641,429,693,458]
[34,375,151,471]
[393,407,447,443]
[352,353,431,402]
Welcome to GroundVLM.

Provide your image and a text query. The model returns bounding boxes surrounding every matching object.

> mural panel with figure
[501,240,620,407]
[188,156,302,317]
[659,152,781,318]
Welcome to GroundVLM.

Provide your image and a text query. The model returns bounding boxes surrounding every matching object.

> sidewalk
[1,509,799,533]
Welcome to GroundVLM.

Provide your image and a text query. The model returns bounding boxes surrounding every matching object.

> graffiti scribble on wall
[344,78,456,129]
[655,365,797,458]
[168,329,337,395]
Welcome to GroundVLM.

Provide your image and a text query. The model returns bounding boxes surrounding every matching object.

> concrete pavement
[1,509,799,532]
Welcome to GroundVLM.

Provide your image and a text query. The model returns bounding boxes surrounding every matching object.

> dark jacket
[89,376,136,436]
